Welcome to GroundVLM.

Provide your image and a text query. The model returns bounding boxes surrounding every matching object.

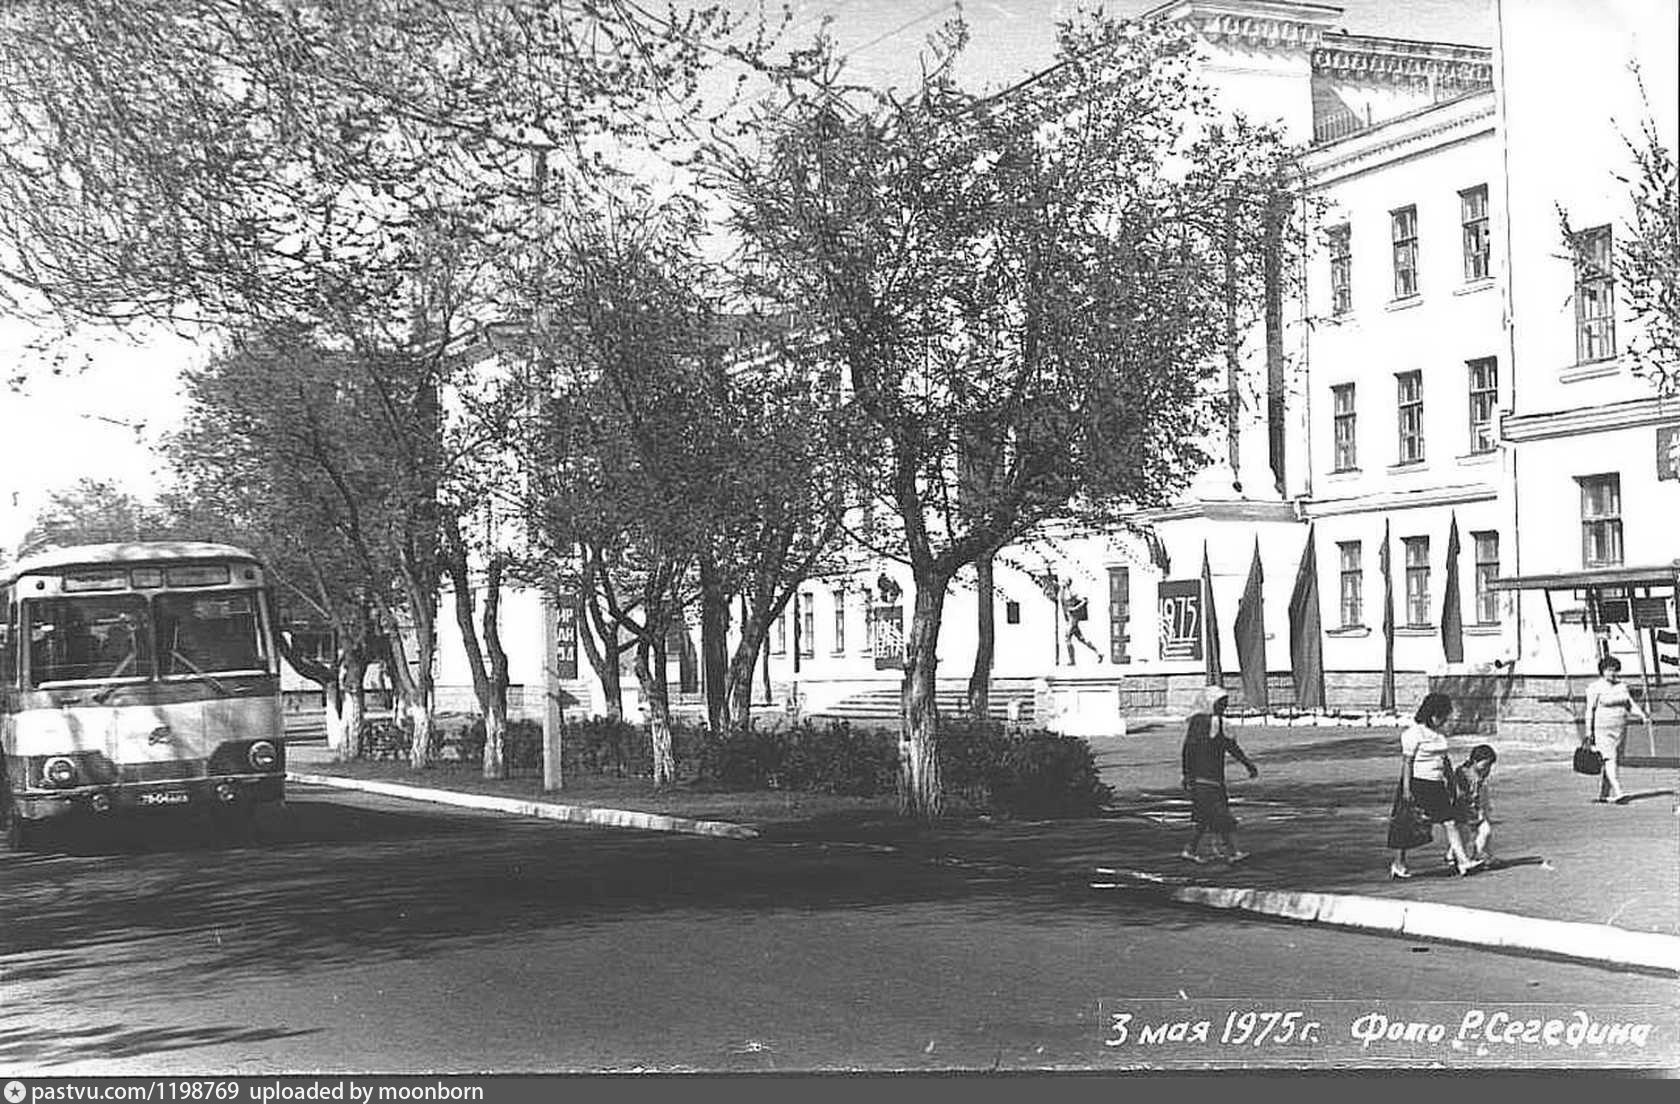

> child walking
[1180,685,1260,864]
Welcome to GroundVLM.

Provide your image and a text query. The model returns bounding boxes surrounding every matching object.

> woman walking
[1584,655,1647,804]
[1390,691,1480,879]
[1179,685,1259,864]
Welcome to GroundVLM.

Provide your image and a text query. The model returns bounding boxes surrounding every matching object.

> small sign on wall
[1157,579,1203,662]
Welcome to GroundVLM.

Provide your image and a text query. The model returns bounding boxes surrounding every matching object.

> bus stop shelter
[1490,562,1679,765]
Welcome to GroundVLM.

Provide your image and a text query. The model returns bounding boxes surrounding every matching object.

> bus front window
[26,597,153,687]
[156,591,268,677]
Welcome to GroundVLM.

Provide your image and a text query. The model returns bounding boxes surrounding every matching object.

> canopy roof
[1490,563,1680,591]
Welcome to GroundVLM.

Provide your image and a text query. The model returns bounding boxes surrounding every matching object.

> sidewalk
[284,724,1680,974]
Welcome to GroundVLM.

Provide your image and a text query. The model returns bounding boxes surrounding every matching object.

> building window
[1460,185,1490,281]
[1579,474,1623,567]
[1331,383,1357,471]
[1403,537,1431,627]
[1391,205,1419,299]
[1329,223,1352,315]
[1572,225,1615,363]
[1005,600,1021,625]
[1338,541,1363,628]
[1467,358,1498,454]
[831,590,846,653]
[1472,531,1500,625]
[771,610,786,654]
[1396,371,1424,464]
[798,592,815,658]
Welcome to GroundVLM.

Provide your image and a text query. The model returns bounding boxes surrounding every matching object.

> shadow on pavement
[0,1023,318,1068]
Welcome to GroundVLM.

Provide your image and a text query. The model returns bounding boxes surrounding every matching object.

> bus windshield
[27,595,153,686]
[156,591,268,677]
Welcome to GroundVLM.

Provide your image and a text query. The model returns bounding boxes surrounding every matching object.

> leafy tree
[720,14,1298,818]
[16,479,179,557]
[1615,114,1679,392]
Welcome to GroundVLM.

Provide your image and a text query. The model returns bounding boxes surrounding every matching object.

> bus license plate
[138,791,190,806]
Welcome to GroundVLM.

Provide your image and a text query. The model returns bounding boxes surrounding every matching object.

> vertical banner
[1380,520,1396,712]
[1441,512,1465,664]
[1107,566,1131,663]
[1288,526,1326,710]
[1201,542,1223,685]
[1233,539,1269,712]
[1157,579,1203,661]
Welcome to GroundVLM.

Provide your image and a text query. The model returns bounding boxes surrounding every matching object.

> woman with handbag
[1389,691,1482,879]
[1584,655,1646,804]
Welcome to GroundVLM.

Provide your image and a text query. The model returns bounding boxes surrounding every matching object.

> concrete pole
[541,589,564,792]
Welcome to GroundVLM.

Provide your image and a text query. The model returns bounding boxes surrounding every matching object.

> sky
[0,0,1495,554]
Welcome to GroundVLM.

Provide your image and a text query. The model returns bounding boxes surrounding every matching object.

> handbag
[1573,745,1604,775]
[1386,783,1434,850]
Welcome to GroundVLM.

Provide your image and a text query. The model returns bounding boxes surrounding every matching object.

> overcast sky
[0,0,1495,553]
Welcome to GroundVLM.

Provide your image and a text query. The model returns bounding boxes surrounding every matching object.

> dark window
[156,592,267,677]
[1005,600,1021,625]
[25,595,152,686]
[798,592,815,658]
[831,590,846,653]
[771,611,785,654]
[1403,537,1431,628]
[1397,371,1424,464]
[1329,223,1352,315]
[1332,383,1357,471]
[1391,206,1419,298]
[1338,541,1363,628]
[1472,531,1500,624]
[1579,474,1623,567]
[1468,358,1498,454]
[1572,226,1616,362]
[1461,185,1490,281]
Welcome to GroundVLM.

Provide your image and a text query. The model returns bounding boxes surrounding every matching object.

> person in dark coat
[1180,685,1258,864]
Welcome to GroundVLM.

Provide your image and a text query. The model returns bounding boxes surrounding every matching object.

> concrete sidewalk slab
[287,771,761,840]
[1093,867,1680,976]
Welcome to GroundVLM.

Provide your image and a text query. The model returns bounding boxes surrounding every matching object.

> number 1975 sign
[1157,580,1203,662]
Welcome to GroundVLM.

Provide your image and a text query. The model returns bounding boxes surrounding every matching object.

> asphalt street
[1,785,1675,1074]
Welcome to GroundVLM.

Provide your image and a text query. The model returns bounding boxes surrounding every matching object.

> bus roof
[1,541,261,585]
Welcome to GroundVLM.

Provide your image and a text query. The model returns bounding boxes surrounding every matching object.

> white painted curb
[1097,871,1680,976]
[288,771,760,840]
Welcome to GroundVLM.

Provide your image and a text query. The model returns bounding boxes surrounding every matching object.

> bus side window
[0,599,15,690]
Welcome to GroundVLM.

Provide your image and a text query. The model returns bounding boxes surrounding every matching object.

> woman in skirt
[1390,691,1482,879]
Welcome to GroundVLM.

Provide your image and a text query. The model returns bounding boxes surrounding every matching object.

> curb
[1091,868,1680,976]
[287,772,760,840]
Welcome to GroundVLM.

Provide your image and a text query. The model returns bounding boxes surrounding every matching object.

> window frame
[1391,205,1419,299]
[1572,225,1616,364]
[1471,531,1501,625]
[1467,357,1498,455]
[1396,371,1425,465]
[797,591,816,659]
[1331,383,1357,472]
[1403,536,1432,629]
[1578,474,1624,568]
[1328,222,1352,316]
[1337,541,1363,628]
[831,589,846,654]
[1460,185,1490,282]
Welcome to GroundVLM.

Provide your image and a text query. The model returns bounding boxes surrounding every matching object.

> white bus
[0,542,285,849]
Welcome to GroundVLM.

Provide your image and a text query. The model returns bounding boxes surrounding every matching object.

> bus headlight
[248,740,279,771]
[43,756,80,788]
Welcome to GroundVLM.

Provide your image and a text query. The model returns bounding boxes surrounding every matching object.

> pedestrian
[1451,743,1498,865]
[1058,578,1103,665]
[1179,685,1259,865]
[1390,691,1481,879]
[1584,655,1646,804]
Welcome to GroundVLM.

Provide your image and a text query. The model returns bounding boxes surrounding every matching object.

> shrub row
[357,715,1112,818]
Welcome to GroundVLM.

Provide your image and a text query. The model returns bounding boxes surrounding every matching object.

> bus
[0,541,285,849]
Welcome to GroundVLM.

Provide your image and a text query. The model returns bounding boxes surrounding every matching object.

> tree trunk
[579,584,624,721]
[698,555,731,733]
[967,551,996,720]
[481,556,510,780]
[339,650,367,760]
[900,567,950,820]
[635,638,677,787]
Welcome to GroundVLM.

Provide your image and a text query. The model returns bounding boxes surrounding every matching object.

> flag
[1379,519,1396,712]
[1201,541,1223,685]
[1232,538,1268,713]
[1288,525,1326,710]
[1441,512,1464,664]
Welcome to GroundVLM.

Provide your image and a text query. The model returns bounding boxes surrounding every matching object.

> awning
[1490,563,1680,591]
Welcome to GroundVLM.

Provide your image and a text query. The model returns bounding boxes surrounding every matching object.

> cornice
[1148,0,1342,51]
[1139,499,1302,524]
[1306,94,1495,181]
[1312,35,1493,89]
[1501,395,1680,442]
[1302,483,1497,518]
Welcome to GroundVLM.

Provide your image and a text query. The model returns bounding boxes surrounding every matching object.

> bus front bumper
[13,775,285,820]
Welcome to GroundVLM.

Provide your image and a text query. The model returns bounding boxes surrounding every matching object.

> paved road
[1,786,1674,1074]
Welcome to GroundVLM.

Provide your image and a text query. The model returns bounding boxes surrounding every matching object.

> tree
[721,14,1297,818]
[16,479,179,557]
[1615,113,1679,392]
